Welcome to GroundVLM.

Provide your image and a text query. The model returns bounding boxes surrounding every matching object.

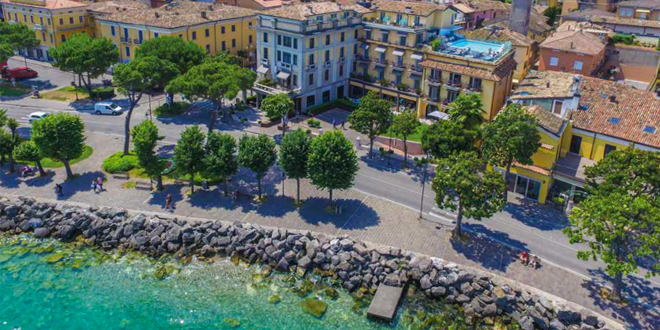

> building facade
[253,2,367,114]
[538,29,607,77]
[1,0,92,61]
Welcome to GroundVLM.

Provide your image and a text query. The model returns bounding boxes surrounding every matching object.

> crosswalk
[427,207,457,225]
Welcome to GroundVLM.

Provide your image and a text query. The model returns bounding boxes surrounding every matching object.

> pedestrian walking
[91,180,97,193]
[332,119,336,129]
[341,120,345,130]
[97,176,104,192]
[165,193,173,211]
[54,183,63,197]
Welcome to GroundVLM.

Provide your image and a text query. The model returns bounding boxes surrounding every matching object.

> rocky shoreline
[0,196,619,330]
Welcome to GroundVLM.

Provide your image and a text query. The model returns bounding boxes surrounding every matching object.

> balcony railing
[466,85,482,92]
[392,61,405,68]
[427,77,442,85]
[306,64,316,71]
[374,59,388,66]
[253,82,300,95]
[410,65,423,72]
[446,80,462,88]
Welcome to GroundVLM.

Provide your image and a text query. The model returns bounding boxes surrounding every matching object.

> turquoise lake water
[0,235,513,330]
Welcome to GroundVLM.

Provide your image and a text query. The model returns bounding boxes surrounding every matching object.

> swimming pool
[447,39,504,53]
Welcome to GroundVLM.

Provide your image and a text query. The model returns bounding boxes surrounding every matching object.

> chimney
[155,12,160,18]
[570,41,574,49]
[546,82,550,88]
[508,0,531,36]
[201,11,207,19]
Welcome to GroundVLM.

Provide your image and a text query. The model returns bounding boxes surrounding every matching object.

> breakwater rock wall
[0,196,619,330]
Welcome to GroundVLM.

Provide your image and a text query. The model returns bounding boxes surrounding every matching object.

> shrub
[396,83,409,91]
[155,101,190,117]
[378,79,390,86]
[552,196,565,205]
[611,34,636,45]
[102,151,139,173]
[90,86,115,99]
[430,39,441,51]
[307,118,321,128]
[307,98,358,116]
[258,78,276,87]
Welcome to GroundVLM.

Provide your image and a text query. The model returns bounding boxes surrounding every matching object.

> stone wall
[0,196,621,330]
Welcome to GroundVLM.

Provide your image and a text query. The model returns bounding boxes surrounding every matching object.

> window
[30,15,34,23]
[263,48,269,59]
[643,125,657,134]
[125,46,130,57]
[553,100,563,115]
[309,38,315,49]
[79,16,83,23]
[249,35,253,44]
[49,34,54,43]
[277,51,281,62]
[609,117,621,124]
[249,22,252,27]
[205,29,210,37]
[283,36,291,47]
[399,35,406,46]
[447,90,459,102]
[324,69,329,81]
[59,18,63,25]
[154,32,159,38]
[232,25,235,32]
[293,54,297,65]
[340,47,344,58]
[354,30,358,39]
[340,32,345,42]
[604,144,617,157]
[61,34,66,42]
[69,17,73,24]
[263,32,268,42]
[339,65,344,77]
[569,135,582,154]
[111,26,115,36]
[414,16,420,26]
[550,57,559,66]
[123,28,129,39]
[308,74,314,86]
[206,44,210,52]
[232,39,236,47]
[282,52,291,64]
[413,78,420,90]
[325,50,330,62]
[222,41,226,51]
[382,32,388,43]
[309,54,314,65]
[138,30,143,42]
[41,32,46,41]
[47,18,51,25]
[179,34,183,38]
[293,39,297,49]
[307,95,315,106]
[222,26,226,34]
[366,30,371,40]
[573,61,583,71]
[278,35,282,45]
[23,14,26,22]
[325,35,330,45]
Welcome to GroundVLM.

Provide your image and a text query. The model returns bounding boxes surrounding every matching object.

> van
[94,102,122,115]
[1,66,38,80]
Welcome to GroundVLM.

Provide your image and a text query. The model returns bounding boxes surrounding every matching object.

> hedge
[90,86,115,100]
[307,98,358,115]
[155,101,190,117]
[102,151,139,173]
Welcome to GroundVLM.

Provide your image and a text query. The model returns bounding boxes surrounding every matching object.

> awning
[428,111,449,120]
[360,43,369,50]
[375,46,386,53]
[276,71,290,80]
[392,50,404,57]
[636,9,651,13]
[257,66,269,74]
[410,53,423,60]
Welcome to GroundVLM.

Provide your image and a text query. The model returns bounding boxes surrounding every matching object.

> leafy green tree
[348,91,393,158]
[136,36,206,76]
[432,151,505,237]
[390,109,420,167]
[279,129,310,205]
[3,118,19,173]
[238,134,277,200]
[261,93,294,134]
[14,140,46,176]
[31,113,85,180]
[421,120,478,159]
[0,22,40,63]
[166,60,240,130]
[308,130,359,206]
[544,6,561,25]
[174,126,206,194]
[0,132,12,167]
[482,104,541,200]
[447,93,484,131]
[113,56,178,155]
[48,34,118,95]
[564,148,660,301]
[236,67,257,104]
[131,120,165,191]
[204,132,238,196]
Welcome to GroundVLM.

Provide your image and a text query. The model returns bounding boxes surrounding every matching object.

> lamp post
[419,151,430,219]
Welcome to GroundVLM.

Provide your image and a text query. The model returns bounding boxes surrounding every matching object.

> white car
[28,112,48,123]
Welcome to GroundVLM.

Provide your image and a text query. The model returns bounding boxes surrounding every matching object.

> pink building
[451,0,508,30]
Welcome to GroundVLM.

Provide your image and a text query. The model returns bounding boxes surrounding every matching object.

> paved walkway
[1,133,657,329]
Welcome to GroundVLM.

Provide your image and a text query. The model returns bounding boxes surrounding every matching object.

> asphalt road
[2,61,659,306]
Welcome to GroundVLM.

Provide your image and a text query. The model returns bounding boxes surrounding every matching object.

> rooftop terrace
[425,33,512,63]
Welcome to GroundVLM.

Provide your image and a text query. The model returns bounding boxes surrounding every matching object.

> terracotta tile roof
[525,105,566,136]
[561,8,616,21]
[262,2,369,21]
[251,0,282,9]
[420,55,517,82]
[87,0,150,14]
[572,76,660,149]
[96,1,257,28]
[540,30,606,55]
[451,3,474,14]
[511,70,578,100]
[461,26,534,47]
[618,0,660,10]
[460,0,507,12]
[590,15,660,29]
[556,21,613,34]
[1,0,86,9]
[371,0,445,16]
[514,162,551,176]
[485,6,552,35]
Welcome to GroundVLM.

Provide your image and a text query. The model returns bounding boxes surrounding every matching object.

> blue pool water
[0,235,517,330]
[448,39,504,54]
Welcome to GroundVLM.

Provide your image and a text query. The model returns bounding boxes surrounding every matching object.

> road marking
[428,211,455,224]
[356,171,423,195]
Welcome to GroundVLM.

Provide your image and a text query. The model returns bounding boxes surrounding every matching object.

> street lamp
[418,151,430,219]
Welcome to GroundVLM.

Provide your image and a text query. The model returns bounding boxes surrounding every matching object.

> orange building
[538,29,607,77]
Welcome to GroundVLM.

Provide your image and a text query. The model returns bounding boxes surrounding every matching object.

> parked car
[28,112,48,123]
[94,102,122,115]
[1,66,38,80]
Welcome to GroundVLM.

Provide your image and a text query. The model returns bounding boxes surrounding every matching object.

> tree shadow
[146,185,185,212]
[23,171,55,187]
[232,166,283,198]
[0,169,21,189]
[360,154,433,185]
[254,194,297,218]
[61,171,106,196]
[298,196,380,230]
[156,145,175,158]
[582,269,660,329]
[451,223,530,271]
[504,199,570,231]
[16,127,32,140]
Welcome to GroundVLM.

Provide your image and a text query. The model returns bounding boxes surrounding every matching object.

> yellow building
[562,0,619,15]
[90,1,257,63]
[462,26,538,84]
[0,0,92,61]
[510,70,660,204]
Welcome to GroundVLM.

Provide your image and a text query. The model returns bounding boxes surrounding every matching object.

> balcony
[392,61,405,69]
[409,65,423,73]
[33,24,45,30]
[306,64,316,71]
[323,61,332,68]
[426,77,442,86]
[465,84,482,93]
[120,37,131,44]
[445,80,462,89]
[363,17,426,34]
[374,59,388,66]
[253,82,300,96]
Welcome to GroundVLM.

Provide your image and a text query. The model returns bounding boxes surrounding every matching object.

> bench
[111,171,129,180]
[134,180,152,191]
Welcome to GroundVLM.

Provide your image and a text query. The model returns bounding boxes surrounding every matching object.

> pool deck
[366,284,406,322]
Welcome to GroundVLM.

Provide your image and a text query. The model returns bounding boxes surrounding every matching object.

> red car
[1,65,38,80]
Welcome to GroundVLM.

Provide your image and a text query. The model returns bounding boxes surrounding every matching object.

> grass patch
[0,81,32,97]
[42,86,90,102]
[155,101,190,118]
[307,98,357,116]
[102,151,139,173]
[122,181,137,189]
[385,123,429,143]
[18,145,93,168]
